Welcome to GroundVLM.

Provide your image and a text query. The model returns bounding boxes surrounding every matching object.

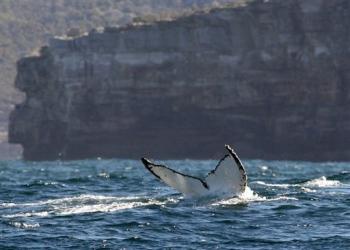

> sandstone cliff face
[9,0,350,161]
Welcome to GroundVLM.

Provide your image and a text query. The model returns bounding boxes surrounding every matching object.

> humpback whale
[141,145,247,198]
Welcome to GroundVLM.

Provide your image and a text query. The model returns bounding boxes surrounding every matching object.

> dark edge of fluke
[141,157,162,180]
[225,144,248,190]
[141,157,209,189]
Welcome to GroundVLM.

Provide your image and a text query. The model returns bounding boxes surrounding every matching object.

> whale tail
[141,145,247,198]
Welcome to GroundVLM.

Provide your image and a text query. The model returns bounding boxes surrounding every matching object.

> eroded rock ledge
[9,0,350,161]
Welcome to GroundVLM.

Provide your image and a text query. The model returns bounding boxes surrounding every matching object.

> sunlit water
[0,159,349,249]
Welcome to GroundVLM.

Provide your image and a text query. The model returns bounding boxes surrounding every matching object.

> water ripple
[0,159,349,249]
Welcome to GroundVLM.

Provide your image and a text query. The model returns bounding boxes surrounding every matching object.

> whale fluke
[141,145,247,198]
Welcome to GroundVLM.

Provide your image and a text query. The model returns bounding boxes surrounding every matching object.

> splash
[212,186,298,206]
[212,187,266,205]
[239,186,265,201]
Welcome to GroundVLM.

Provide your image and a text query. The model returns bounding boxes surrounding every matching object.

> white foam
[1,194,168,218]
[259,166,269,171]
[254,181,294,188]
[212,187,266,205]
[2,194,128,208]
[266,196,298,201]
[0,202,16,208]
[239,187,265,201]
[3,211,50,218]
[303,176,341,188]
[10,221,40,229]
[254,176,342,189]
[98,172,110,178]
[57,200,165,216]
[212,186,299,206]
[301,187,316,193]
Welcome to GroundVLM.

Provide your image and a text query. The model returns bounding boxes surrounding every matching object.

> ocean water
[0,158,349,249]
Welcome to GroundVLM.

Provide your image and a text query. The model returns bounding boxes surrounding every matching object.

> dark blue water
[0,159,349,249]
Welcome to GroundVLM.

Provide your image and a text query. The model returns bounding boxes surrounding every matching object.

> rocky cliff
[9,0,350,161]
[0,0,232,160]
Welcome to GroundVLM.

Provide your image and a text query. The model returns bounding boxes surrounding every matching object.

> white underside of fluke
[141,145,247,198]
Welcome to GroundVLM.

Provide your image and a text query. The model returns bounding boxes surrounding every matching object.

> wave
[2,174,344,219]
[1,188,298,219]
[2,194,118,208]
[21,180,67,188]
[1,194,172,219]
[253,175,343,189]
[8,221,40,229]
[328,171,350,182]
[303,176,341,188]
[3,211,50,218]
[253,181,293,188]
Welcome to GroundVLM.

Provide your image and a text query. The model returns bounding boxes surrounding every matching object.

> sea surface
[0,158,349,249]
